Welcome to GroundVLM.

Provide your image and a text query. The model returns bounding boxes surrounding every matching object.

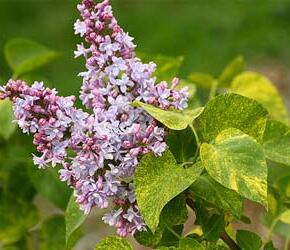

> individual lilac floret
[0,0,189,237]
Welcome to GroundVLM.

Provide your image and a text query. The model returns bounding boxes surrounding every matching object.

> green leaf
[179,238,205,250]
[40,216,65,250]
[0,198,39,245]
[28,166,71,210]
[65,195,87,247]
[167,127,197,163]
[133,101,203,130]
[134,196,187,248]
[0,100,16,140]
[231,72,288,123]
[188,73,216,89]
[236,230,262,250]
[138,53,184,81]
[262,120,290,167]
[280,210,290,224]
[202,214,225,242]
[196,93,268,142]
[218,56,245,87]
[264,241,277,250]
[200,128,268,207]
[4,38,58,77]
[190,174,243,218]
[95,236,133,250]
[134,150,204,232]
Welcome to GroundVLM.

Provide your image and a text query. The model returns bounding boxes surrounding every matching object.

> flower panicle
[0,0,189,237]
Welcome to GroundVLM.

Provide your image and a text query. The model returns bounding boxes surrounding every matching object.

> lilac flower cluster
[0,0,188,236]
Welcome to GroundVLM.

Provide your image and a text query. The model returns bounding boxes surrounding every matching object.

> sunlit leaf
[231,72,288,123]
[133,101,203,130]
[134,150,203,232]
[197,93,268,142]
[95,236,133,250]
[262,120,290,167]
[200,128,267,207]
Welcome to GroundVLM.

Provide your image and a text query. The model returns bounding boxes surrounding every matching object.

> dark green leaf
[262,120,290,167]
[167,127,197,163]
[236,230,262,250]
[134,196,187,247]
[65,195,87,247]
[231,72,288,123]
[134,150,203,232]
[4,38,58,77]
[196,93,268,143]
[218,56,245,87]
[200,128,268,207]
[190,174,243,218]
[133,101,203,130]
[95,236,133,250]
[202,214,225,242]
[264,241,277,250]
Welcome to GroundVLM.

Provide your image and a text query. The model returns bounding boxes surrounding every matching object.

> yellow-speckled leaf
[263,120,290,167]
[231,72,288,123]
[133,101,203,130]
[134,150,204,232]
[95,236,133,250]
[200,128,268,207]
[196,93,268,143]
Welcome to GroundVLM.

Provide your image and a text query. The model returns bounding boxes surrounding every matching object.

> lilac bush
[0,0,188,237]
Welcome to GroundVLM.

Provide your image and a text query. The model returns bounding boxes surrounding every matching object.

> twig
[220,231,241,250]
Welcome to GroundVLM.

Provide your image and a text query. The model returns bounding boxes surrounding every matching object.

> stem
[220,231,241,250]
[166,225,181,240]
[284,237,290,250]
[266,217,279,243]
[189,124,200,161]
[186,198,241,250]
[181,161,194,168]
[208,80,218,101]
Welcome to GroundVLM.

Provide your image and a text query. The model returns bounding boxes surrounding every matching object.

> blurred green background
[1,0,290,97]
[1,1,290,249]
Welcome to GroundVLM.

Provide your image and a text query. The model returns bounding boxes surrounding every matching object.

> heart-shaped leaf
[197,93,268,142]
[231,72,288,123]
[262,120,290,167]
[200,128,267,207]
[134,150,203,232]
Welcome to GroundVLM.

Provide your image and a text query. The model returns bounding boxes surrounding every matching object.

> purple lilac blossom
[0,0,188,237]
